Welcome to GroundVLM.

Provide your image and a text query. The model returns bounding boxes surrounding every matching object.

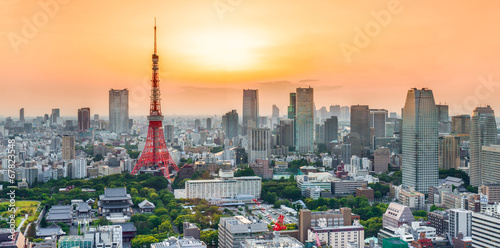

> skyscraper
[439,135,460,170]
[109,89,129,134]
[370,109,387,139]
[277,119,294,147]
[481,145,500,184]
[272,104,279,127]
[248,128,271,162]
[206,118,212,130]
[222,110,239,140]
[288,93,296,120]
[470,106,497,186]
[62,135,75,161]
[78,107,91,132]
[324,116,339,145]
[164,124,174,143]
[402,88,439,193]
[351,105,370,154]
[50,108,60,125]
[242,89,259,135]
[451,115,471,134]
[19,108,24,123]
[295,87,314,153]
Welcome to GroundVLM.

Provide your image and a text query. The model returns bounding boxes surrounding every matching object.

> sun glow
[178,29,269,71]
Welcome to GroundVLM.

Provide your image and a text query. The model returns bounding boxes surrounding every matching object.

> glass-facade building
[402,88,439,193]
[295,87,314,153]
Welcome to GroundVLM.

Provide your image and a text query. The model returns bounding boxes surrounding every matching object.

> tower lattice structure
[131,20,179,180]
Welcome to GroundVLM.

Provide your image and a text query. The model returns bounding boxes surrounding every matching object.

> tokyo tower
[131,20,179,180]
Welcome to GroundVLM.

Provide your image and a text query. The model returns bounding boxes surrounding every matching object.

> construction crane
[273,215,287,231]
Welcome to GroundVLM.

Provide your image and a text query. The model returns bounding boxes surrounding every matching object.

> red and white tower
[131,20,179,180]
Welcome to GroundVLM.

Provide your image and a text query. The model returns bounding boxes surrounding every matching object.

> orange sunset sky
[1,0,500,118]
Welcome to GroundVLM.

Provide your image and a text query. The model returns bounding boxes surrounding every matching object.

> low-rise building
[97,187,133,221]
[356,184,374,201]
[399,188,425,210]
[307,221,364,248]
[46,205,72,224]
[151,236,207,248]
[138,199,155,213]
[383,203,415,231]
[241,235,303,248]
[427,210,449,235]
[218,216,267,248]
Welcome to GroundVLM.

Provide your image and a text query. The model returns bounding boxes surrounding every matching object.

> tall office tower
[370,109,388,139]
[324,116,339,145]
[131,21,179,180]
[242,89,259,135]
[19,108,24,123]
[205,118,212,130]
[272,105,279,127]
[62,135,75,160]
[351,105,370,154]
[448,209,472,239]
[481,145,500,184]
[222,110,239,140]
[78,107,91,132]
[451,115,471,134]
[295,87,314,153]
[374,147,390,173]
[94,114,99,121]
[439,135,460,170]
[340,106,350,121]
[248,128,271,162]
[287,93,296,119]
[50,108,60,125]
[437,105,451,133]
[470,106,497,186]
[315,123,325,144]
[437,105,449,122]
[194,119,201,130]
[43,114,49,123]
[288,92,297,146]
[164,124,174,143]
[109,89,129,134]
[277,119,294,147]
[341,143,352,165]
[330,105,341,117]
[402,88,439,193]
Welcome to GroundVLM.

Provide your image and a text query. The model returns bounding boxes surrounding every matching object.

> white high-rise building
[109,89,129,134]
[449,209,472,239]
[295,87,314,153]
[402,88,439,193]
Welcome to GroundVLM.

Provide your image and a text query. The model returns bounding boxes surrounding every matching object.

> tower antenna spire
[154,17,157,54]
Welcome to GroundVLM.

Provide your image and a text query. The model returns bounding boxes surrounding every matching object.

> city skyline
[2,1,500,117]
